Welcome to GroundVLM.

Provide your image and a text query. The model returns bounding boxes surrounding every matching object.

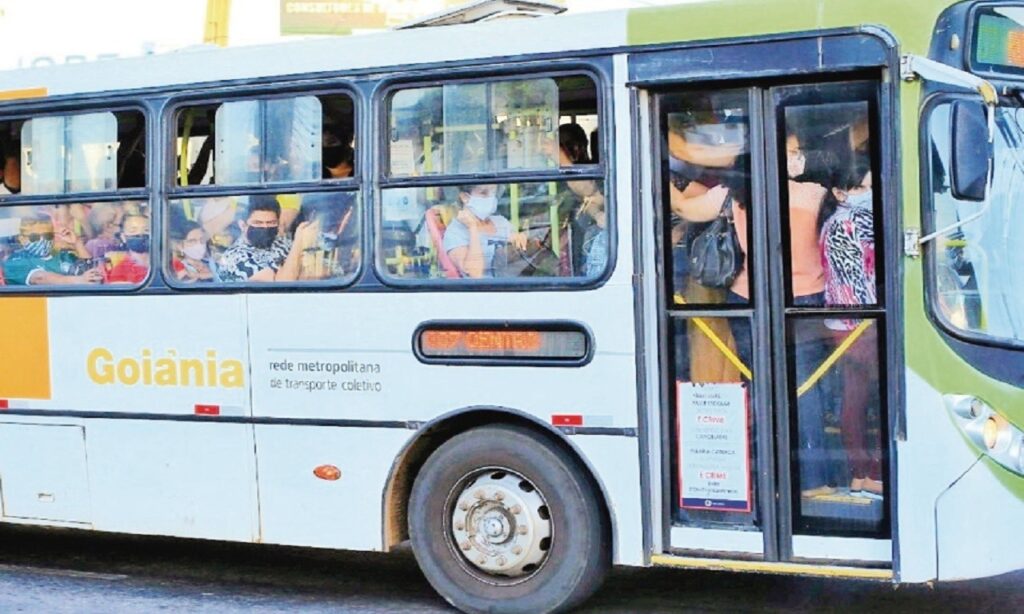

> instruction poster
[677,382,751,512]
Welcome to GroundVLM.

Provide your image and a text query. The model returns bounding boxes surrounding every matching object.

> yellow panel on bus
[0,297,51,400]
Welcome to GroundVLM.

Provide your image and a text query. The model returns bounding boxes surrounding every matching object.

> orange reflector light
[313,465,342,481]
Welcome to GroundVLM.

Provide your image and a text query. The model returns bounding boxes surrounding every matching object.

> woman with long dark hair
[821,155,883,498]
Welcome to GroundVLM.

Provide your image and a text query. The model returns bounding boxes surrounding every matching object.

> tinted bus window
[166,192,358,284]
[0,110,146,196]
[0,201,150,287]
[381,74,606,282]
[177,93,355,187]
[382,180,605,279]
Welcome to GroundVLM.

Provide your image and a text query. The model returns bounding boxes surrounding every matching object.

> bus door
[654,80,892,564]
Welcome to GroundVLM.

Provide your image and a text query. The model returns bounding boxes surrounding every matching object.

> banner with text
[677,381,751,512]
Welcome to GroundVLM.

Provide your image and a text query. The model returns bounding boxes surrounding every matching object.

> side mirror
[951,100,993,202]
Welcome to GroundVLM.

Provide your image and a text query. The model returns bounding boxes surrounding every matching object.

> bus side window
[380,74,607,282]
[170,92,359,287]
[177,94,356,188]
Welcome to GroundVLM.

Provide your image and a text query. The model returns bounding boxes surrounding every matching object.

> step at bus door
[651,80,893,565]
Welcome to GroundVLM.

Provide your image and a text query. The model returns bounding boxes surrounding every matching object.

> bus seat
[425,206,460,278]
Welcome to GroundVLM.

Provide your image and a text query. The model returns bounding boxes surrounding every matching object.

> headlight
[945,395,1024,476]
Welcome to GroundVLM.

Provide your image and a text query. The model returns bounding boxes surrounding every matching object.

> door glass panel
[670,317,759,529]
[776,83,888,538]
[789,317,886,535]
[663,90,752,307]
[781,100,879,307]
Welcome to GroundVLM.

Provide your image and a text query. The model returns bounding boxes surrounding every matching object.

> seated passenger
[219,196,317,282]
[198,197,239,256]
[443,185,525,278]
[107,213,150,284]
[288,192,356,280]
[85,204,124,259]
[173,221,220,283]
[559,124,607,277]
[2,214,102,285]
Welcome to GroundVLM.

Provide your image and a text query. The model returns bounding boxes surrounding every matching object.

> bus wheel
[409,424,610,614]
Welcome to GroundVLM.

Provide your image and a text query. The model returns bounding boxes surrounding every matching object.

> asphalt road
[0,526,1020,613]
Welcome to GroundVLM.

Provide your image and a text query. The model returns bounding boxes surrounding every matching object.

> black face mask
[124,234,150,254]
[247,226,277,249]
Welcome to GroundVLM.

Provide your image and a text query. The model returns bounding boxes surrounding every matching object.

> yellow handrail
[672,293,875,396]
[796,319,874,397]
[673,293,752,380]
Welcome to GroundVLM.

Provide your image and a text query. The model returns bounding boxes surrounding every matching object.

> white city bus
[0,1,1023,612]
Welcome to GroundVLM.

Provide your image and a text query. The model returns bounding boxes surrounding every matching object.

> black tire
[409,424,610,614]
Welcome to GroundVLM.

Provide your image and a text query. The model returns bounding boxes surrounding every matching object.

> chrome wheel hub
[450,469,552,578]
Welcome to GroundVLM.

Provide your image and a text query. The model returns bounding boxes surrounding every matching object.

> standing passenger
[821,158,883,498]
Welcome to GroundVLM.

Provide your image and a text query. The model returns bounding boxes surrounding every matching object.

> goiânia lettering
[87,348,245,388]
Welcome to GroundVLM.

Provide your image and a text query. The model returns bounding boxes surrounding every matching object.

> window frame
[162,83,363,292]
[374,64,613,289]
[0,99,153,294]
[921,91,1024,352]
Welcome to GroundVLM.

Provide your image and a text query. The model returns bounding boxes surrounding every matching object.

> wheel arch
[381,406,617,560]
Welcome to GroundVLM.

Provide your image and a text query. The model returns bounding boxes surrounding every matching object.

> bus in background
[0,1,1021,612]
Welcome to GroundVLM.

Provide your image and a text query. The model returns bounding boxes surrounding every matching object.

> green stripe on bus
[626,0,951,56]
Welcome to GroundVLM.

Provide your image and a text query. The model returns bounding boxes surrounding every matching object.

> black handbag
[688,193,743,289]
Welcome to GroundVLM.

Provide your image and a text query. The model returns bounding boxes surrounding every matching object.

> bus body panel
[246,286,638,426]
[0,423,91,524]
[0,10,630,97]
[46,296,252,416]
[85,418,260,541]
[254,424,413,550]
[569,434,644,566]
[935,455,1024,581]
[896,370,980,582]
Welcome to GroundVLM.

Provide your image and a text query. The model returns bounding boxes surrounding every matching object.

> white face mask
[844,189,873,209]
[467,195,498,220]
[787,151,806,179]
[183,243,207,260]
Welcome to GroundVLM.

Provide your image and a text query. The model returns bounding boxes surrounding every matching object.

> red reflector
[552,414,584,427]
[313,465,342,481]
[195,404,220,416]
[0,400,8,410]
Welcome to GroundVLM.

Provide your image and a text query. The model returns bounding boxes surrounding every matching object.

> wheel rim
[447,467,553,583]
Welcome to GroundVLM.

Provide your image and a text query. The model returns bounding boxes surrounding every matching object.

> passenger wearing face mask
[785,132,829,304]
[172,221,220,283]
[821,156,883,499]
[443,185,527,279]
[781,129,834,500]
[821,159,876,309]
[106,213,152,284]
[219,196,317,283]
[2,214,103,285]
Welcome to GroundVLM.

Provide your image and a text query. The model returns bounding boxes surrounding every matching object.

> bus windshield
[928,102,1024,344]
